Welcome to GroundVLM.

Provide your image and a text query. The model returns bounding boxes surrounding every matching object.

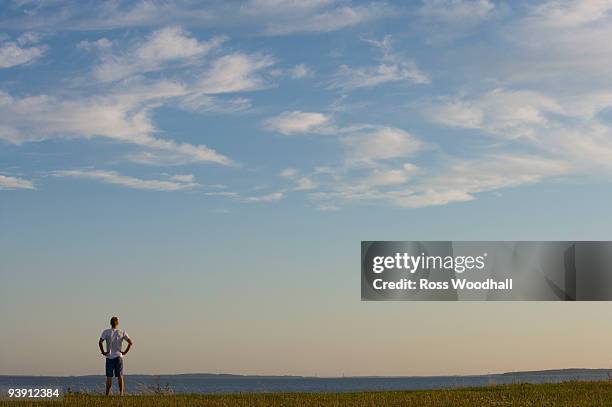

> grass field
[2,381,612,406]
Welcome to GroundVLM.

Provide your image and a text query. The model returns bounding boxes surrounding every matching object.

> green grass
[3,381,612,406]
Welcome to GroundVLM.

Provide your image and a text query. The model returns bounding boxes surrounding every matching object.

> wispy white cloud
[2,1,215,31]
[206,189,285,203]
[0,27,284,168]
[240,0,338,16]
[391,154,569,208]
[279,168,299,178]
[330,36,430,90]
[419,0,495,23]
[278,167,318,190]
[498,0,612,85]
[265,112,426,165]
[244,191,284,202]
[425,89,563,138]
[293,177,318,191]
[16,31,44,45]
[3,1,386,35]
[265,112,436,208]
[242,0,389,35]
[415,0,498,43]
[53,169,199,191]
[264,5,383,35]
[0,174,34,190]
[343,127,424,163]
[264,103,573,210]
[0,83,233,166]
[90,27,225,82]
[307,154,569,209]
[288,64,313,78]
[77,37,113,51]
[196,52,275,94]
[425,85,612,174]
[206,190,241,199]
[525,0,612,28]
[333,62,430,90]
[178,94,252,113]
[167,173,196,183]
[0,39,46,68]
[264,111,331,135]
[361,164,418,188]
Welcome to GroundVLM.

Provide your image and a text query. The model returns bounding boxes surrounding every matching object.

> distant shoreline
[2,367,612,379]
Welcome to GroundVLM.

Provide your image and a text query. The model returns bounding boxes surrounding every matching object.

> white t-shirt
[100,329,130,359]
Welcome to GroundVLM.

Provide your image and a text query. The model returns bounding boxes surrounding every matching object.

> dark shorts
[105,357,123,377]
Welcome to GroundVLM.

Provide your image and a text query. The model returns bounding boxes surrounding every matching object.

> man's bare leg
[118,376,125,396]
[105,377,112,395]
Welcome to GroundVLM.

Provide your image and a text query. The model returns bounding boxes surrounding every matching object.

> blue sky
[3,0,612,376]
[2,0,612,209]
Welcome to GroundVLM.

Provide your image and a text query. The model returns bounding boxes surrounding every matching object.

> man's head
[110,316,119,328]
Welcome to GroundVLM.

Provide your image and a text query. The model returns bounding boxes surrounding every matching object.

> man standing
[98,316,133,395]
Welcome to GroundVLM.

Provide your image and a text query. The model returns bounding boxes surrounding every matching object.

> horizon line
[2,367,612,379]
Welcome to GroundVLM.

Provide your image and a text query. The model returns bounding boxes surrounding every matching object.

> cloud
[424,86,612,174]
[280,168,299,178]
[426,89,564,138]
[168,174,195,183]
[419,0,495,23]
[390,155,569,208]
[426,99,483,129]
[0,40,46,68]
[330,36,430,90]
[53,169,199,191]
[333,62,430,90]
[293,177,318,191]
[265,114,432,208]
[2,0,386,35]
[1,1,216,31]
[496,0,612,86]
[0,174,34,190]
[343,127,424,162]
[206,189,285,203]
[308,154,569,209]
[278,168,318,190]
[0,29,282,168]
[415,0,498,43]
[0,83,233,166]
[265,114,427,204]
[206,190,241,199]
[91,27,225,82]
[16,32,43,45]
[262,100,573,210]
[244,191,284,202]
[288,64,312,78]
[240,0,338,16]
[264,111,331,135]
[362,164,418,188]
[5,0,611,213]
[77,38,113,51]
[541,122,612,172]
[196,52,275,94]
[242,1,388,35]
[414,1,612,191]
[526,0,612,28]
[178,95,251,113]
[206,186,285,203]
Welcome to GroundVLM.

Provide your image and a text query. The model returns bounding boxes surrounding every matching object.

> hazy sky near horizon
[3,0,612,376]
